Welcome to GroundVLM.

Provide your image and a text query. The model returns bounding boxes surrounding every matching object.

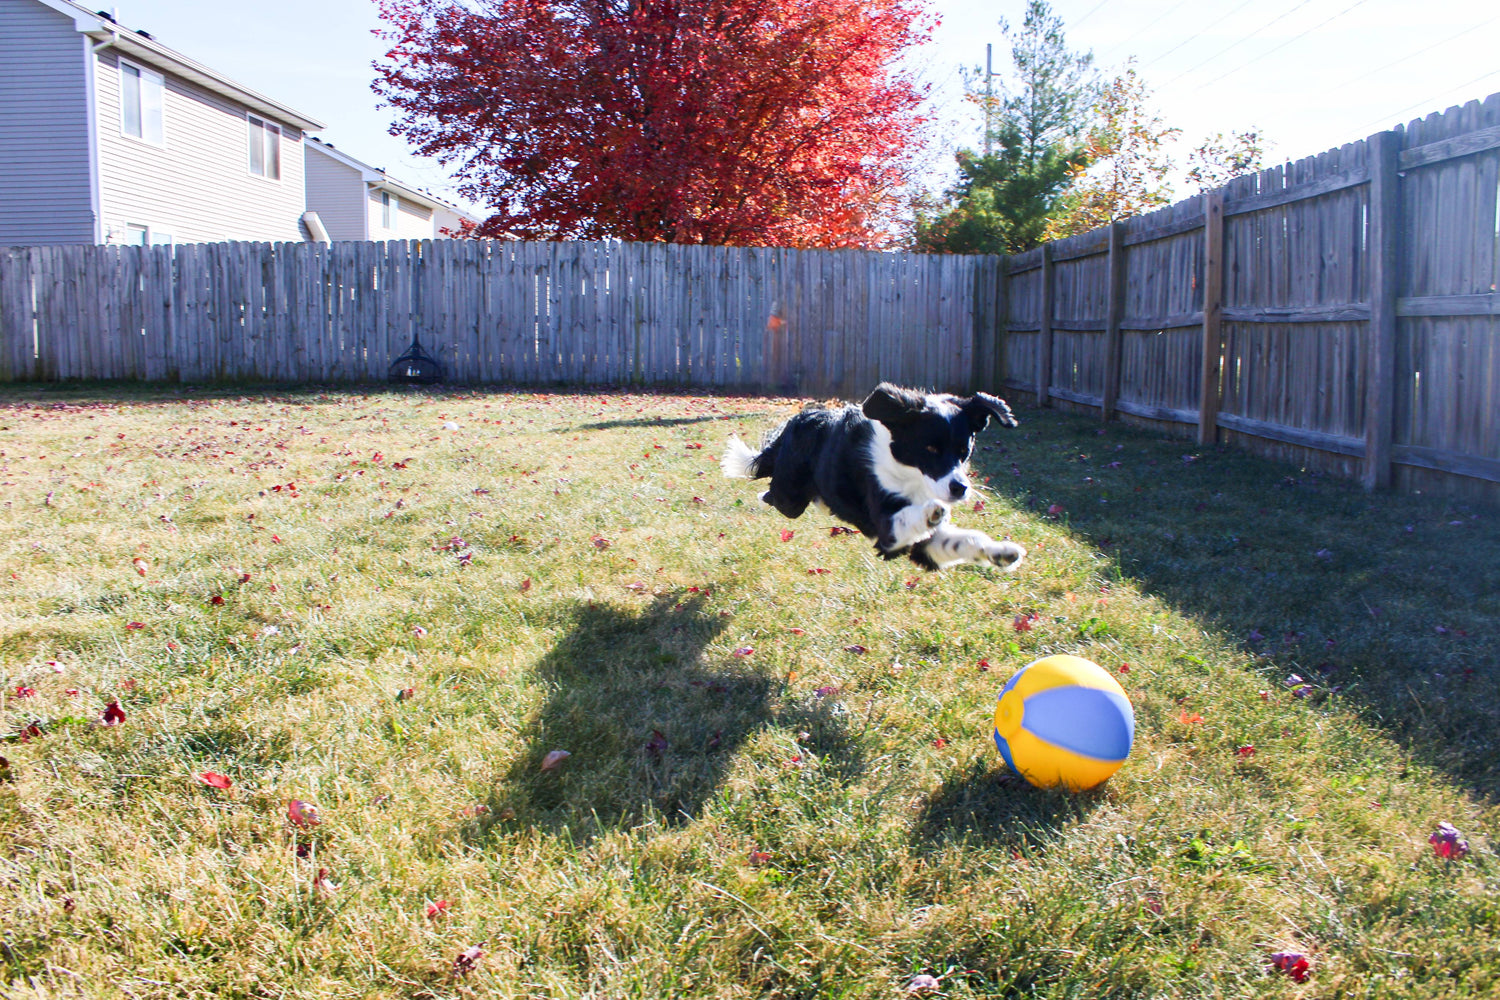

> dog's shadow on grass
[913,759,1107,851]
[488,592,863,837]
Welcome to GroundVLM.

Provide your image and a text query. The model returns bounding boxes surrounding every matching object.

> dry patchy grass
[0,385,1496,999]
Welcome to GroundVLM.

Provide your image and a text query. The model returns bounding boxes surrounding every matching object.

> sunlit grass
[0,385,1495,999]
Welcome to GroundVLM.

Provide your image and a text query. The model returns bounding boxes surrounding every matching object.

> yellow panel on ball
[993,654,1134,791]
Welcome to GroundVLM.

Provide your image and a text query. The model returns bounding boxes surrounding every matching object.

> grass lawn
[1,385,1496,999]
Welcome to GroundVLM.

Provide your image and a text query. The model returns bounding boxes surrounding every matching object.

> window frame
[118,57,165,147]
[247,114,282,182]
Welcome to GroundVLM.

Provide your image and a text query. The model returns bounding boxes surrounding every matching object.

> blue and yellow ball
[993,655,1134,791]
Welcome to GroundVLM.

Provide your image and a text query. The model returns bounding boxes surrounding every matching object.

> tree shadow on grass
[488,591,864,838]
[980,407,1500,799]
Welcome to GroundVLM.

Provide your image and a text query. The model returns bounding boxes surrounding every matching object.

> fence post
[1101,220,1126,421]
[1035,243,1053,407]
[1198,189,1225,446]
[1363,129,1402,490]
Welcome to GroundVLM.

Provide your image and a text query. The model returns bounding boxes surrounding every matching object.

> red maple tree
[374,0,933,247]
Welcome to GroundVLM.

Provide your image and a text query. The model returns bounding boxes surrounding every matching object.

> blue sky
[103,0,1500,213]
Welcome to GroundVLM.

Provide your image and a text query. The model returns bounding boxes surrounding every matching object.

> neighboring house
[305,138,478,242]
[0,0,325,247]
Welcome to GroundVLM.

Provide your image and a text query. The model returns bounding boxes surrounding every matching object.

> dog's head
[861,382,1018,501]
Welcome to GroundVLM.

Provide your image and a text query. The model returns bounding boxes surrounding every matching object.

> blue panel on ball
[993,729,1018,774]
[1022,687,1134,762]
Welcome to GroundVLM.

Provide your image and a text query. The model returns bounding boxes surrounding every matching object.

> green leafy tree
[1187,129,1268,191]
[914,0,1096,254]
[1046,67,1179,239]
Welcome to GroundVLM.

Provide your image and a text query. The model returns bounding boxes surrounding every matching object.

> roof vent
[388,334,444,385]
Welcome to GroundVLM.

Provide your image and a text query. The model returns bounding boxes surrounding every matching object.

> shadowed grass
[0,384,1495,999]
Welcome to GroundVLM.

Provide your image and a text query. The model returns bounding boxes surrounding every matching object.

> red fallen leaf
[132,557,149,577]
[371,452,384,463]
[780,529,795,542]
[1046,503,1064,515]
[807,567,831,575]
[313,868,339,895]
[391,461,408,470]
[239,573,251,584]
[412,625,428,637]
[540,749,571,771]
[287,799,321,828]
[210,594,225,606]
[270,535,282,543]
[843,644,867,654]
[786,755,804,768]
[645,729,668,756]
[14,685,36,699]
[1118,663,1130,673]
[1269,951,1311,982]
[519,577,532,593]
[126,622,145,630]
[18,722,44,742]
[397,687,416,701]
[1235,745,1256,757]
[829,526,857,536]
[426,899,453,919]
[1429,822,1470,859]
[1177,710,1205,724]
[64,688,79,697]
[453,943,485,976]
[788,627,805,635]
[101,701,126,726]
[932,737,948,749]
[120,678,136,690]
[685,442,703,449]
[977,659,991,672]
[196,771,232,789]
[732,646,755,657]
[972,500,986,512]
[591,535,611,549]
[1013,613,1039,632]
[748,850,773,865]
[814,685,840,698]
[907,974,941,995]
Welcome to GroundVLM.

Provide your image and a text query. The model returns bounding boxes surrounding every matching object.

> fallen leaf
[101,701,126,726]
[14,685,35,699]
[396,687,415,701]
[196,772,233,789]
[829,526,857,536]
[748,850,773,865]
[126,621,145,630]
[452,943,484,976]
[519,577,532,593]
[788,627,805,635]
[313,868,339,895]
[541,749,571,771]
[907,974,941,995]
[732,646,755,657]
[287,799,321,828]
[1013,613,1039,632]
[1177,710,1204,724]
[591,535,611,550]
[210,594,225,606]
[807,567,831,575]
[843,644,867,654]
[132,557,149,576]
[779,529,795,542]
[426,899,453,919]
[1268,951,1310,982]
[412,625,427,637]
[1429,822,1470,859]
[1235,745,1256,758]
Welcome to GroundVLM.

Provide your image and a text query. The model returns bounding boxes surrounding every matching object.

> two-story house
[0,0,479,247]
[0,0,326,246]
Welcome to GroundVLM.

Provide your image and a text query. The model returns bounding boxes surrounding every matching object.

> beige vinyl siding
[94,48,306,244]
[369,189,438,240]
[304,145,368,241]
[0,0,95,245]
[433,204,472,237]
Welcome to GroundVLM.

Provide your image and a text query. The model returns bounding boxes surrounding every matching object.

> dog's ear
[861,383,926,427]
[961,392,1019,432]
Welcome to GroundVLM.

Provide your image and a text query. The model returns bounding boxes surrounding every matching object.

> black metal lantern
[388,333,445,385]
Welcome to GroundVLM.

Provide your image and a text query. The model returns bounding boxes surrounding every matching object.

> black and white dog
[722,383,1026,571]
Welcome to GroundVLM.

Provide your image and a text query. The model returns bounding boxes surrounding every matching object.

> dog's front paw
[983,539,1026,571]
[922,499,950,529]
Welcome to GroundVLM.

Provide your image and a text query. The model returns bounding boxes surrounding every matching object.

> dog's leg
[912,523,1026,571]
[879,499,949,554]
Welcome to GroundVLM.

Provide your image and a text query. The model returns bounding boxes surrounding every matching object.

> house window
[119,60,165,145]
[248,115,281,180]
[381,191,395,229]
[123,224,149,245]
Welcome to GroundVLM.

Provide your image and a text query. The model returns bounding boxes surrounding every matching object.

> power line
[1346,66,1500,139]
[1197,0,1374,89]
[1326,12,1500,94]
[1138,0,1260,71]
[1162,0,1319,87]
[1073,0,1111,29]
[1097,0,1198,61]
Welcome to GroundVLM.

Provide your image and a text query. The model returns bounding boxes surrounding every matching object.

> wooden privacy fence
[0,239,998,403]
[998,92,1500,501]
[2,93,1499,499]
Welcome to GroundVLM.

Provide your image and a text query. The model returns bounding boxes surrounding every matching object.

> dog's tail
[720,434,762,479]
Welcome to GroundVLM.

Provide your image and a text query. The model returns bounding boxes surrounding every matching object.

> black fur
[728,383,1021,570]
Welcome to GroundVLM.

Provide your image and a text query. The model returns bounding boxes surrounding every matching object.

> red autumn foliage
[374,0,933,247]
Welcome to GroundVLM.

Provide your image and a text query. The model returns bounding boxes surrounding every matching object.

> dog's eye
[925,445,940,454]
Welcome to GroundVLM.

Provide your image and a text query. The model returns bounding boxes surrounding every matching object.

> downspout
[85,28,120,244]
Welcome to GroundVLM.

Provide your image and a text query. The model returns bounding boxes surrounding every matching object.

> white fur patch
[867,421,942,503]
[925,394,961,418]
[721,435,758,479]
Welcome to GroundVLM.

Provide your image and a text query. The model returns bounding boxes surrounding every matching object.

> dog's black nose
[948,480,968,499]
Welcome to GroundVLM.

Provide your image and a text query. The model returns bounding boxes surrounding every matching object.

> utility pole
[983,43,993,157]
